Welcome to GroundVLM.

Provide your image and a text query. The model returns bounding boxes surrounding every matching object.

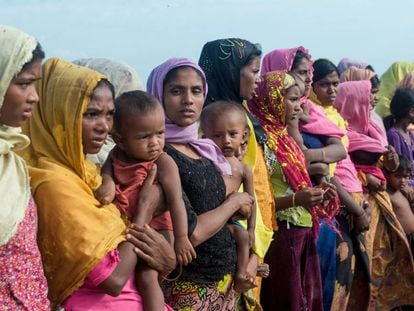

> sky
[2,0,413,83]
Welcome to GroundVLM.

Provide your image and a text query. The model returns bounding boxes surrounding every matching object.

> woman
[72,57,144,166]
[335,80,414,310]
[337,58,369,76]
[376,61,414,118]
[22,57,175,310]
[0,24,49,310]
[147,57,254,310]
[198,38,275,309]
[310,59,373,310]
[248,70,336,311]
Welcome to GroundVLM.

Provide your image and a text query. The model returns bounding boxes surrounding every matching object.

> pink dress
[0,197,50,310]
[63,250,173,311]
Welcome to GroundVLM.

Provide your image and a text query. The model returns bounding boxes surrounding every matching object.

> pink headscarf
[334,80,387,153]
[261,47,344,139]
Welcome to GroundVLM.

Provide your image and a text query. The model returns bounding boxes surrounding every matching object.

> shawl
[0,25,37,246]
[72,57,144,98]
[334,81,388,153]
[21,58,126,306]
[340,66,375,82]
[337,58,369,75]
[198,38,261,104]
[147,57,231,175]
[248,71,339,235]
[376,61,414,117]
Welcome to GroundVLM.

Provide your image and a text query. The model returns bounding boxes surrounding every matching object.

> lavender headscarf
[337,58,369,76]
[147,58,231,175]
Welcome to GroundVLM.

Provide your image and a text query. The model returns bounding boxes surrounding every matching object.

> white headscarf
[0,25,37,245]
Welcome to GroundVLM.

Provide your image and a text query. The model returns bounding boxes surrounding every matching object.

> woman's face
[239,56,261,100]
[290,57,311,93]
[0,58,42,127]
[312,71,340,106]
[284,85,302,122]
[163,67,205,127]
[82,83,114,154]
[371,86,379,109]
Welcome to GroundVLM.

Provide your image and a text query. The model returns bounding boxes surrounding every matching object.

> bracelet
[291,193,296,207]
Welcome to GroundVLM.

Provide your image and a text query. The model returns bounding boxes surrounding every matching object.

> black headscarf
[198,38,267,143]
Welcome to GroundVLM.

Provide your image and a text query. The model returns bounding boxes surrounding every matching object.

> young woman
[0,25,49,310]
[23,58,175,310]
[147,57,254,310]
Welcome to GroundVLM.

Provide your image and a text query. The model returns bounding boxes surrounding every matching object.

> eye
[192,87,203,95]
[157,130,165,136]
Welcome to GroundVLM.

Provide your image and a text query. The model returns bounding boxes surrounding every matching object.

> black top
[165,144,236,283]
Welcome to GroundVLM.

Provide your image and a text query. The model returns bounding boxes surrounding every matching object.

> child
[95,90,196,311]
[385,155,414,254]
[199,101,257,292]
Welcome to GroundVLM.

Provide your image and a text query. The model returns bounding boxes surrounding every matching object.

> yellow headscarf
[375,61,414,117]
[0,25,37,246]
[21,58,126,306]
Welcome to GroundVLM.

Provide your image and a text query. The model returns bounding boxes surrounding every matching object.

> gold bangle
[291,193,296,207]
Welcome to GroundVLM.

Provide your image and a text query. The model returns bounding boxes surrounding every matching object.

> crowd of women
[2,24,414,311]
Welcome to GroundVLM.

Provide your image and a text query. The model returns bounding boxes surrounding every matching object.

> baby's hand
[320,182,337,201]
[175,236,196,266]
[95,177,116,205]
[247,228,255,249]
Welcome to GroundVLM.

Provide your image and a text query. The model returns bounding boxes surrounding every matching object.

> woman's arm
[304,137,346,164]
[274,187,324,211]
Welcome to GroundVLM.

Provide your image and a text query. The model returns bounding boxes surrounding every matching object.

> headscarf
[0,25,37,246]
[21,58,125,306]
[248,71,339,234]
[147,57,231,175]
[398,72,414,89]
[340,66,375,82]
[72,57,144,98]
[198,38,261,104]
[337,58,369,76]
[334,80,387,154]
[376,61,414,117]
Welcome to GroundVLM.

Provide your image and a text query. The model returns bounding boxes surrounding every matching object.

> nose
[97,116,111,134]
[182,90,193,105]
[27,84,39,104]
[327,84,335,94]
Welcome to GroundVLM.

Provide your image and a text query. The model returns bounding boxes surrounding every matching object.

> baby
[95,90,195,311]
[385,155,414,254]
[200,101,257,292]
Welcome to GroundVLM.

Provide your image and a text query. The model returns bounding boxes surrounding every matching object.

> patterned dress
[0,197,50,310]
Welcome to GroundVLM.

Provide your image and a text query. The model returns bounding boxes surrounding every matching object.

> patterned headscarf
[198,38,261,104]
[248,71,339,232]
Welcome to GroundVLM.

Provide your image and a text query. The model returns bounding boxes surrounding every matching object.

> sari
[335,79,414,310]
[21,58,126,307]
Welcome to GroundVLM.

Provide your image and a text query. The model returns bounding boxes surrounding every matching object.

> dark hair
[366,64,376,72]
[312,59,340,83]
[94,79,115,101]
[291,51,308,71]
[113,90,160,133]
[371,74,380,89]
[200,100,247,132]
[383,88,414,130]
[21,42,45,71]
[243,45,262,67]
[163,65,204,88]
[397,155,413,174]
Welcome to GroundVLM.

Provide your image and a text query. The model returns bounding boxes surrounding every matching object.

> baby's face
[117,107,165,161]
[388,170,410,191]
[204,112,246,158]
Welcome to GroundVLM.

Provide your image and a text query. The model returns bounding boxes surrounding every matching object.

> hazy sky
[2,0,413,83]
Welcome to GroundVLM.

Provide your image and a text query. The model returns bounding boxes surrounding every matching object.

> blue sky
[2,0,413,82]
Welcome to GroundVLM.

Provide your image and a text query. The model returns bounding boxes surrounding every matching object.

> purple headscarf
[337,58,369,76]
[146,58,231,175]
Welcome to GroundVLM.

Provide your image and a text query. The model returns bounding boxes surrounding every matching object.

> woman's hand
[226,192,254,221]
[352,200,371,235]
[320,182,337,201]
[295,187,324,209]
[127,224,176,274]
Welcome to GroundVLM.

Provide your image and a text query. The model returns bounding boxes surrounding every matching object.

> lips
[22,108,33,118]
